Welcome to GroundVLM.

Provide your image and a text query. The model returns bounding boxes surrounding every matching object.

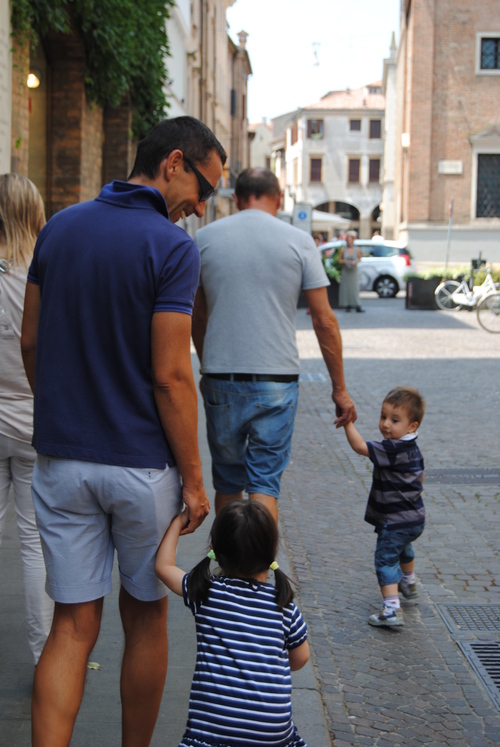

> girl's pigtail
[186,556,212,606]
[274,567,294,608]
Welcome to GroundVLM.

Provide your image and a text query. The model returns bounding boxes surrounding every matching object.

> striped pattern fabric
[365,437,425,530]
[180,574,308,747]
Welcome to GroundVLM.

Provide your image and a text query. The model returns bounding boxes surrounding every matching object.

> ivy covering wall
[11,0,175,137]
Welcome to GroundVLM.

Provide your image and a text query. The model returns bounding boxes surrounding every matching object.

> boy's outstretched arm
[155,513,188,596]
[344,421,369,457]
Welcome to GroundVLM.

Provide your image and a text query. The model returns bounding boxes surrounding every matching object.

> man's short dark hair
[128,116,226,180]
[235,168,281,202]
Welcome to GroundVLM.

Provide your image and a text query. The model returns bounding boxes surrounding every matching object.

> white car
[320,239,415,298]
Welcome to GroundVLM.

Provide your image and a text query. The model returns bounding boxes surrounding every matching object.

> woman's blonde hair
[0,174,45,270]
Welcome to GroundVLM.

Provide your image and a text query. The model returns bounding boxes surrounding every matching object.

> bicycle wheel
[477,292,500,333]
[435,280,462,311]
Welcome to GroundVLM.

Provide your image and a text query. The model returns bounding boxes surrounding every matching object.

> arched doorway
[371,205,382,236]
[316,200,360,236]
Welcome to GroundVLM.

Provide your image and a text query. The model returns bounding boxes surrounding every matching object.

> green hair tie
[269,561,279,571]
[207,549,216,561]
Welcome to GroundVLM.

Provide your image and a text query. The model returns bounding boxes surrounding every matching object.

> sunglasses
[182,154,216,202]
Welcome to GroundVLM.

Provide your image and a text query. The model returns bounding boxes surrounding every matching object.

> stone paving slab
[279,295,500,745]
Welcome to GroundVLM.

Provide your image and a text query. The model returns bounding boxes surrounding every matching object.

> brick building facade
[394,0,500,262]
[7,24,133,219]
[2,0,250,226]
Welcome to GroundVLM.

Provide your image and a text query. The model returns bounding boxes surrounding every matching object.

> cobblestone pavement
[1,293,499,746]
[279,294,500,746]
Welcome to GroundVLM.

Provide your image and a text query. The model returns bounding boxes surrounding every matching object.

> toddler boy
[344,386,425,628]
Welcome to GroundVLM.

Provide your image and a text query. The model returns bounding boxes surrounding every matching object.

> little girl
[155,500,310,747]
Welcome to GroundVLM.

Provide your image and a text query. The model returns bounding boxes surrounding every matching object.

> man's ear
[234,194,247,211]
[164,149,184,182]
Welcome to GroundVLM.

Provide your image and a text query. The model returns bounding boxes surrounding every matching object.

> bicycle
[434,267,498,311]
[477,290,500,333]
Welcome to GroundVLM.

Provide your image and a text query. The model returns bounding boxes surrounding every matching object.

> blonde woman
[0,174,53,664]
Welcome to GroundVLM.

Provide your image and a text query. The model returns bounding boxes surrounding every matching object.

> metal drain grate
[425,467,500,485]
[458,641,500,711]
[436,604,500,633]
[299,372,327,383]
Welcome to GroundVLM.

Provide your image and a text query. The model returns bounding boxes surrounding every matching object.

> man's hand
[332,389,357,428]
[180,483,210,535]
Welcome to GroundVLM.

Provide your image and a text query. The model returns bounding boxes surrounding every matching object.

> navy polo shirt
[28,181,200,468]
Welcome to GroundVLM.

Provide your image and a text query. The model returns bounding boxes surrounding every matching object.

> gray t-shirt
[195,209,329,374]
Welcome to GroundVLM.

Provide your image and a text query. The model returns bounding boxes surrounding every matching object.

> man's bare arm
[21,281,41,393]
[191,287,208,363]
[303,286,357,427]
[151,311,209,534]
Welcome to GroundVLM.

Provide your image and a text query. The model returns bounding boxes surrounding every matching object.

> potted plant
[297,246,341,309]
[405,265,471,310]
[322,246,341,308]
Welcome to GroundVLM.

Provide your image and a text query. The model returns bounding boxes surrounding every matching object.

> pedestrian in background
[21,116,224,747]
[192,168,356,524]
[343,386,426,628]
[339,229,364,312]
[0,173,53,665]
[155,500,310,747]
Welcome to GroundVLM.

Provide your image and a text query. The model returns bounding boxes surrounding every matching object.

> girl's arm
[344,421,369,457]
[155,513,188,596]
[288,640,310,671]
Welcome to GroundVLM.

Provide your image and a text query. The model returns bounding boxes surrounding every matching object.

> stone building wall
[0,0,11,173]
[395,0,500,260]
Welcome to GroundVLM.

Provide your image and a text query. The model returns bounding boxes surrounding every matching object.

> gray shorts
[32,455,182,603]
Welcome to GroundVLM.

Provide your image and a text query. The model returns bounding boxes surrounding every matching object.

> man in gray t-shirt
[193,168,356,522]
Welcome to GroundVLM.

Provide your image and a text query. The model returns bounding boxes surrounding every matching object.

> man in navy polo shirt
[21,116,225,747]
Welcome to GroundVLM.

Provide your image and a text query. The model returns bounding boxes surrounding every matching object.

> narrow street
[1,293,499,746]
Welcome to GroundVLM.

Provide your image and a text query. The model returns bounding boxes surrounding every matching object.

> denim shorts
[201,377,299,499]
[374,523,425,587]
[32,455,182,603]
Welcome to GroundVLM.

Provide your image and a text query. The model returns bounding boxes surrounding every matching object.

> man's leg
[215,491,278,523]
[32,599,103,747]
[119,587,169,747]
[248,492,278,523]
[214,490,243,514]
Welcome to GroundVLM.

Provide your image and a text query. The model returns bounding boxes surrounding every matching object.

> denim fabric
[32,456,182,603]
[374,522,425,586]
[201,378,299,498]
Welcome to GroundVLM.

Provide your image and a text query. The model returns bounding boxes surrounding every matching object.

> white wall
[164,1,191,117]
[0,0,11,173]
[249,122,272,168]
[285,110,384,234]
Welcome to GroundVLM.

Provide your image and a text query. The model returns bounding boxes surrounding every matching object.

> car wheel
[374,275,399,298]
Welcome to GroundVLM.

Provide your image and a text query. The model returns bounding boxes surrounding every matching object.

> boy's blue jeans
[374,523,425,587]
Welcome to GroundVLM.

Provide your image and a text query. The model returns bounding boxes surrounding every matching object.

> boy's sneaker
[398,579,418,599]
[368,607,405,627]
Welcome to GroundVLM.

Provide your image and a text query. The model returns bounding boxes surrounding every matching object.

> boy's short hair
[383,386,426,425]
